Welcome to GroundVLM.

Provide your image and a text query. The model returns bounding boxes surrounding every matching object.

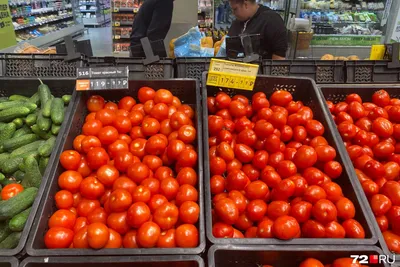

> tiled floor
[75,26,113,57]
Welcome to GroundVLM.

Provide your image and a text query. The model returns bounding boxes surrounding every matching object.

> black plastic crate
[209,245,389,267]
[202,73,378,246]
[26,79,205,256]
[0,257,18,267]
[346,60,400,83]
[20,255,204,267]
[263,60,345,83]
[0,79,77,256]
[319,84,400,262]
[176,57,263,82]
[0,54,86,78]
[88,57,174,79]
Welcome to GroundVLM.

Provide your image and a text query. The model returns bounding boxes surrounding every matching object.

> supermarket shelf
[0,23,85,52]
[80,9,97,12]
[113,51,130,57]
[79,1,96,5]
[11,7,72,18]
[112,7,139,12]
[113,34,130,39]
[313,21,379,24]
[112,21,132,26]
[313,34,383,37]
[9,0,61,6]
[300,8,384,12]
[14,14,74,30]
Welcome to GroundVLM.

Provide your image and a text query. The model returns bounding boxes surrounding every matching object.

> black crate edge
[0,79,78,256]
[319,83,400,263]
[345,60,400,84]
[0,257,18,267]
[208,245,388,267]
[26,79,206,256]
[202,72,378,246]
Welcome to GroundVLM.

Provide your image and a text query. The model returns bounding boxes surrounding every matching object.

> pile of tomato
[44,87,200,249]
[327,90,400,253]
[263,257,367,267]
[207,90,366,240]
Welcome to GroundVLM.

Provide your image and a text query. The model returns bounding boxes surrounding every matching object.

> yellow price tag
[114,21,120,26]
[133,8,139,13]
[114,35,121,39]
[206,58,259,91]
[113,7,119,12]
[370,45,386,60]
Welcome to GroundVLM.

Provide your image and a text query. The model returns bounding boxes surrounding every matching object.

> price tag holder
[370,44,386,60]
[114,21,120,26]
[133,8,139,12]
[206,58,259,91]
[76,66,129,91]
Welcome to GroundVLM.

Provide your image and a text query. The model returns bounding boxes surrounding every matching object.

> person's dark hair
[229,0,256,3]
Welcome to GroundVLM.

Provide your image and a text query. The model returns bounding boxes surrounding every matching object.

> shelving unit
[79,0,110,27]
[111,0,141,55]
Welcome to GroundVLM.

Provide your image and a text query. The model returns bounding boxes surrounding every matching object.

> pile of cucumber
[0,80,71,249]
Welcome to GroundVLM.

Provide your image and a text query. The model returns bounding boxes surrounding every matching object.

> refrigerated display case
[78,0,110,27]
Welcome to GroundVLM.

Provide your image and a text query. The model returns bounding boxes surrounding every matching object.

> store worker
[228,0,288,59]
[130,0,174,56]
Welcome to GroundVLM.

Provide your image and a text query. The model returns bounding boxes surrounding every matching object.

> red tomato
[45,227,74,248]
[87,96,105,112]
[137,221,161,248]
[272,215,300,240]
[86,147,110,170]
[58,171,83,193]
[79,176,105,200]
[48,209,76,229]
[60,150,82,171]
[175,224,198,248]
[342,219,365,238]
[1,184,24,200]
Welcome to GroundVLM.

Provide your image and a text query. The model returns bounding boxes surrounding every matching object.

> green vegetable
[0,107,31,123]
[38,79,52,110]
[0,101,27,111]
[0,154,10,170]
[0,123,16,145]
[10,140,44,158]
[13,125,32,138]
[0,179,18,186]
[2,134,38,152]
[0,232,21,249]
[42,98,53,118]
[0,187,38,221]
[9,95,29,102]
[38,136,56,157]
[39,157,49,175]
[30,125,52,140]
[0,97,8,103]
[21,156,42,188]
[37,110,52,132]
[2,157,24,174]
[0,123,7,131]
[0,221,12,243]
[12,170,25,182]
[9,207,31,232]
[51,124,61,135]
[62,95,72,105]
[12,118,23,129]
[29,92,40,106]
[0,173,5,182]
[25,113,38,127]
[50,98,65,125]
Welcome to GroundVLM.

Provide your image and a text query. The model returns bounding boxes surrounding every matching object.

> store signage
[76,66,129,91]
[206,59,259,91]
[311,35,381,46]
[0,0,17,50]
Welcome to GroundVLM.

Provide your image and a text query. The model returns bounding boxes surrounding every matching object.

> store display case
[78,0,110,27]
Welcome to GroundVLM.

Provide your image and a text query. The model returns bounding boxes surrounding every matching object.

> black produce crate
[263,60,345,83]
[208,245,389,267]
[202,73,378,246]
[320,84,400,262]
[26,79,205,256]
[88,57,174,79]
[346,60,400,83]
[0,54,86,77]
[0,79,77,256]
[0,257,18,267]
[20,255,204,267]
[176,57,263,82]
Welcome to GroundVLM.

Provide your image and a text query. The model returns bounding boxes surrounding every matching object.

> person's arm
[146,0,174,41]
[265,12,288,59]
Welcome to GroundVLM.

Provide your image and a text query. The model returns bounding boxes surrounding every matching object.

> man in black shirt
[130,0,174,55]
[228,0,288,59]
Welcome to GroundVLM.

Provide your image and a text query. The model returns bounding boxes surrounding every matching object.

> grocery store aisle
[75,26,113,57]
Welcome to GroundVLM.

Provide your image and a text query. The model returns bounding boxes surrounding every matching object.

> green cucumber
[38,136,56,157]
[0,97,8,103]
[50,98,65,125]
[18,162,25,172]
[0,123,7,131]
[9,207,31,232]
[0,232,21,249]
[42,98,53,118]
[0,179,17,186]
[21,156,42,188]
[10,140,44,158]
[12,118,24,129]
[30,125,52,140]
[0,107,31,123]
[36,111,52,132]
[38,80,52,110]
[0,221,12,243]
[0,187,38,220]
[13,125,31,138]
[62,95,72,105]
[2,157,24,174]
[25,112,38,127]
[0,101,26,111]
[0,123,16,145]
[29,92,40,106]
[51,124,61,135]
[0,154,10,170]
[2,134,38,152]
[12,170,25,182]
[9,95,29,102]
[39,157,49,175]
[0,173,5,183]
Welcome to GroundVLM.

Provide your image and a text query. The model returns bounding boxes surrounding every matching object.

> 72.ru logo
[350,254,395,265]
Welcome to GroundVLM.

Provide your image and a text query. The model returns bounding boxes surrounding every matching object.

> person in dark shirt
[130,0,174,55]
[228,0,288,59]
